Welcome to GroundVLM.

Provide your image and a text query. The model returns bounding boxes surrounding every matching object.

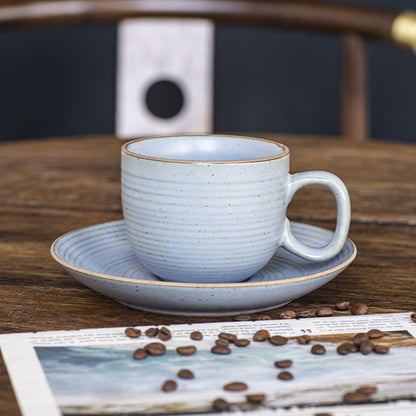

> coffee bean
[212,398,230,411]
[246,393,266,404]
[158,326,172,341]
[277,371,294,381]
[297,335,312,345]
[125,327,142,338]
[374,344,389,354]
[411,312,416,323]
[360,340,374,355]
[216,338,230,347]
[190,331,203,341]
[177,369,194,379]
[297,309,316,318]
[234,338,250,347]
[256,315,272,320]
[343,391,367,404]
[316,307,334,317]
[218,332,237,343]
[177,345,197,356]
[335,300,350,311]
[233,314,251,321]
[253,329,270,342]
[279,310,297,319]
[351,303,368,315]
[353,333,369,346]
[311,344,326,355]
[161,379,177,392]
[274,359,293,368]
[269,335,288,346]
[223,382,248,391]
[211,345,231,355]
[145,327,159,337]
[145,342,166,356]
[132,348,148,360]
[367,329,384,339]
[336,343,351,355]
[347,342,358,352]
[314,413,333,416]
[355,386,377,395]
[337,342,357,355]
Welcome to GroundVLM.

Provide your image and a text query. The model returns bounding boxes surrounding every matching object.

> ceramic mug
[121,134,350,283]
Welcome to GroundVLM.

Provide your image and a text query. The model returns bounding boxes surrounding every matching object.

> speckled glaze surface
[50,220,357,316]
[121,135,351,283]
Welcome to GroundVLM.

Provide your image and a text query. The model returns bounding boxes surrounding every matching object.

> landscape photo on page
[1,313,416,416]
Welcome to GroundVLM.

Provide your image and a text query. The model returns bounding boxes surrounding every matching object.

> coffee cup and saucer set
[51,134,357,316]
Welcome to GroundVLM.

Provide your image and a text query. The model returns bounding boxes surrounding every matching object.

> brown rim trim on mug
[121,134,290,164]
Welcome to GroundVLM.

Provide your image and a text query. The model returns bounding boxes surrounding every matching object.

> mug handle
[282,171,351,261]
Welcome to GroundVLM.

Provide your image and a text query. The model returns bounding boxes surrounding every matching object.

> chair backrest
[1,0,415,141]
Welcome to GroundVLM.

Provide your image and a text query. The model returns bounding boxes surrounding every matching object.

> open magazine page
[1,312,416,416]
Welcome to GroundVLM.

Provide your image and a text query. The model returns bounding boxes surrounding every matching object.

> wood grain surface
[1,134,415,415]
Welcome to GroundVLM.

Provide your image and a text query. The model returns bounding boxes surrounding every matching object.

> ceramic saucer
[51,220,357,316]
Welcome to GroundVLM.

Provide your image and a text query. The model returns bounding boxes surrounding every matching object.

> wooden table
[1,134,416,415]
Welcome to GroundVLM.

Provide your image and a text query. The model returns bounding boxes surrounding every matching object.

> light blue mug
[121,134,350,283]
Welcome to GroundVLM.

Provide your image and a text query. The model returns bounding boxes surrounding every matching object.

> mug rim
[121,134,290,164]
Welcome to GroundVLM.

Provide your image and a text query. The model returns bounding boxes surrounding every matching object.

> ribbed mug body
[121,136,290,283]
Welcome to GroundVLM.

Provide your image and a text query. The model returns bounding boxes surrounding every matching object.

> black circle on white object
[145,79,184,119]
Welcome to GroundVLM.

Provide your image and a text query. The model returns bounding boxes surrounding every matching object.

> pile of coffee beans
[336,329,389,356]
[122,305,412,411]
[230,301,377,323]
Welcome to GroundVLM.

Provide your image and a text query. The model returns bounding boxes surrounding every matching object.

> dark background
[0,0,415,143]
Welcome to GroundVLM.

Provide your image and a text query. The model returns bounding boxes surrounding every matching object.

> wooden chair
[1,0,415,142]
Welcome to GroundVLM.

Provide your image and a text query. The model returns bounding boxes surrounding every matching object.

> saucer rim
[50,220,357,289]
